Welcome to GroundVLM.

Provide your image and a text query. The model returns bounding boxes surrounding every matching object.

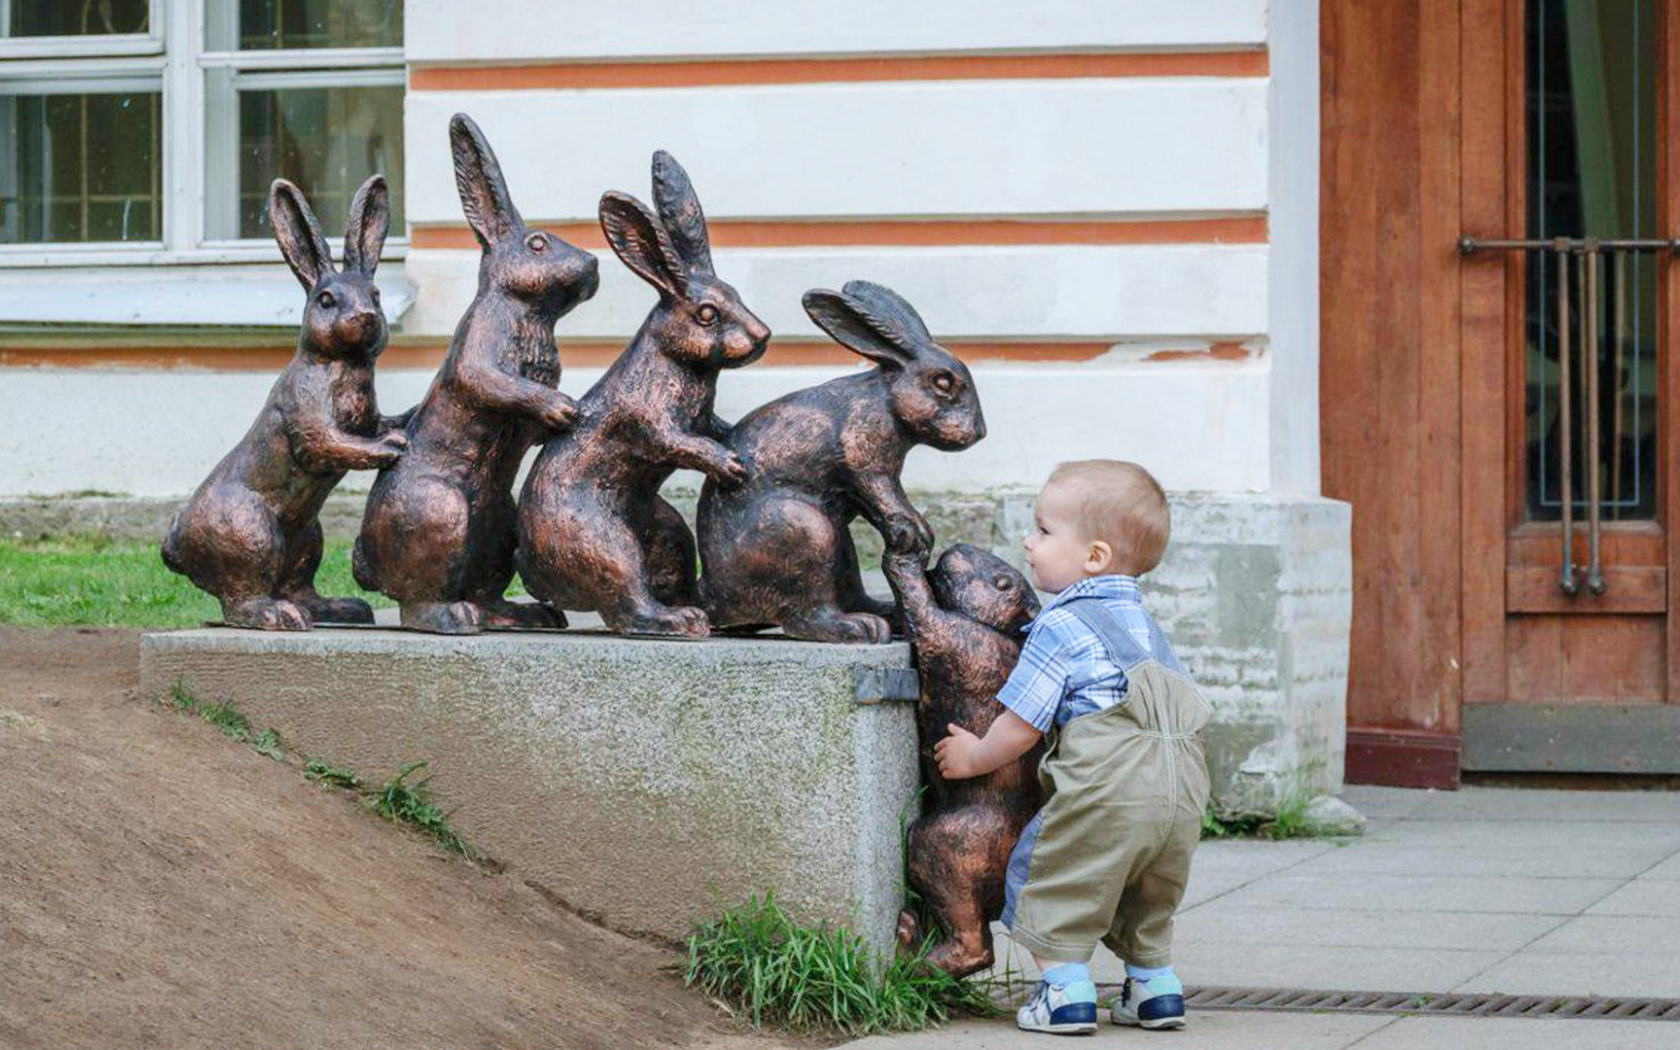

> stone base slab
[138,628,919,959]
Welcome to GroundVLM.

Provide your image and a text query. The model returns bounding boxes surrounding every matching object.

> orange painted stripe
[410,50,1269,92]
[1,340,1124,372]
[412,216,1268,252]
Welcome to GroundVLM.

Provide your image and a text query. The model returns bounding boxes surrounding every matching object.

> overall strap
[1061,597,1197,740]
[1061,596,1141,667]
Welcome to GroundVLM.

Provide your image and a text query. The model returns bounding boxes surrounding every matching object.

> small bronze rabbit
[883,538,1043,978]
[516,151,769,637]
[354,113,600,635]
[697,280,985,642]
[162,175,404,630]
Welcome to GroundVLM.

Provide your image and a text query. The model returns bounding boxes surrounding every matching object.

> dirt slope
[0,627,792,1050]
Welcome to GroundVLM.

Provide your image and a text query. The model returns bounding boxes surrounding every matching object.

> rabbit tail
[351,533,377,592]
[160,516,184,576]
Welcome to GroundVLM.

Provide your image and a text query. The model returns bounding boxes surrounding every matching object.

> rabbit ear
[342,174,390,277]
[269,179,334,289]
[650,150,714,275]
[841,280,933,351]
[802,288,915,370]
[450,113,523,249]
[599,191,689,300]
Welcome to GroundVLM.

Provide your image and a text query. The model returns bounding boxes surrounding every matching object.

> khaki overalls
[1001,598,1212,966]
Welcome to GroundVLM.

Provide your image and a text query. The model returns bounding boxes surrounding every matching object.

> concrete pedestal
[139,628,920,960]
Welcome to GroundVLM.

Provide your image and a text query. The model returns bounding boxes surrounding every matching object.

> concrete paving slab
[1152,942,1508,992]
[1208,872,1621,915]
[1173,903,1565,952]
[1637,851,1680,880]
[844,1012,1396,1050]
[1401,786,1680,824]
[1352,1016,1680,1050]
[1286,843,1675,880]
[1527,915,1680,953]
[1341,785,1437,820]
[1191,839,1342,879]
[1585,879,1680,916]
[1179,870,1260,910]
[1361,819,1680,852]
[1454,951,1680,998]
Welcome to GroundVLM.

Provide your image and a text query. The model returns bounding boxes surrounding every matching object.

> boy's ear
[1085,540,1115,574]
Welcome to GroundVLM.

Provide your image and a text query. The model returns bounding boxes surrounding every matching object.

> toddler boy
[934,460,1211,1034]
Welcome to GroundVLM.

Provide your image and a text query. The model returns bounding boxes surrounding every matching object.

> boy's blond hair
[1047,460,1170,574]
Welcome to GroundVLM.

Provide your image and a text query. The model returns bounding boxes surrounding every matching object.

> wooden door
[1458,0,1680,773]
[1323,0,1680,785]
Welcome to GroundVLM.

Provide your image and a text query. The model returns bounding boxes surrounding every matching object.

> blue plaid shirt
[996,575,1158,733]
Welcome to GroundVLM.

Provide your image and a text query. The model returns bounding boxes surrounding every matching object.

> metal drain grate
[1145,986,1680,1022]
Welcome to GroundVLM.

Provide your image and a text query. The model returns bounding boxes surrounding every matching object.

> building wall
[1,0,1304,501]
[0,1,1348,812]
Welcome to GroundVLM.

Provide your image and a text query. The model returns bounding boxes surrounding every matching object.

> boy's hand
[935,723,985,780]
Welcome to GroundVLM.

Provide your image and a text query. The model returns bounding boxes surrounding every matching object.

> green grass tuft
[0,536,391,629]
[368,761,475,858]
[684,892,995,1036]
[304,760,363,790]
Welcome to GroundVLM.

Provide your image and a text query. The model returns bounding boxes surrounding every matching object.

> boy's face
[1023,481,1105,593]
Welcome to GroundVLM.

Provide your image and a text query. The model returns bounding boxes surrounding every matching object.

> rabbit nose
[972,411,988,442]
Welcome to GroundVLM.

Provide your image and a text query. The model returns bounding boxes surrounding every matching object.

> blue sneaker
[1016,978,1099,1035]
[1110,977,1186,1030]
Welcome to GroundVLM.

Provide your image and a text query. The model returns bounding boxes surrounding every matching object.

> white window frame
[0,0,405,268]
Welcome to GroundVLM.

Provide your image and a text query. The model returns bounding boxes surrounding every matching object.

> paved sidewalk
[852,784,1680,1049]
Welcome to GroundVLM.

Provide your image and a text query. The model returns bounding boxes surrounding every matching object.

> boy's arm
[936,614,1069,780]
[935,711,1042,779]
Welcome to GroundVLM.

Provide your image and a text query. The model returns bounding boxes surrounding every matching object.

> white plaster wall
[0,361,1271,498]
[1265,0,1323,495]
[402,245,1268,342]
[404,80,1267,224]
[405,0,1269,63]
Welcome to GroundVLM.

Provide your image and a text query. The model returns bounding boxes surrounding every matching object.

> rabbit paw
[709,450,750,488]
[625,604,710,638]
[399,600,484,635]
[897,909,923,951]
[789,611,893,644]
[885,516,930,559]
[539,394,579,432]
[295,595,375,625]
[370,432,408,467]
[226,597,313,632]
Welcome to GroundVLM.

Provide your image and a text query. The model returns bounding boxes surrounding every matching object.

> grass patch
[684,892,995,1036]
[163,681,285,759]
[304,760,363,790]
[158,685,484,863]
[0,535,389,629]
[367,761,476,859]
[1202,792,1324,841]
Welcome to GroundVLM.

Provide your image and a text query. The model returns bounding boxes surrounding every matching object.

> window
[0,0,403,264]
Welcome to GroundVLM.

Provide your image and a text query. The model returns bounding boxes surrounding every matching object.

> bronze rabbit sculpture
[698,280,985,642]
[354,113,600,634]
[882,537,1043,977]
[162,176,404,630]
[516,151,770,637]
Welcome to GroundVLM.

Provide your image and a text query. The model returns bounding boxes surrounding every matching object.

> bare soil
[0,627,795,1050]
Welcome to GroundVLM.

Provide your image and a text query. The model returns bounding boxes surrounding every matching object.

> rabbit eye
[318,291,336,308]
[994,574,1013,591]
[696,304,718,326]
[931,372,956,396]
[525,232,549,253]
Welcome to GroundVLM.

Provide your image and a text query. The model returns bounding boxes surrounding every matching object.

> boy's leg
[1104,818,1198,1030]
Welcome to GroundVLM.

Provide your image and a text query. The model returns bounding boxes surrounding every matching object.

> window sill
[0,239,410,269]
[0,262,415,329]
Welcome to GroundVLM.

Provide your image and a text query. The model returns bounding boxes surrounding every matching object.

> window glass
[1523,0,1659,522]
[219,81,403,239]
[0,87,162,243]
[207,1,402,50]
[3,0,150,37]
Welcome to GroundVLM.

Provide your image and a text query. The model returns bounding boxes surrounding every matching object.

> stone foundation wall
[8,488,1352,815]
